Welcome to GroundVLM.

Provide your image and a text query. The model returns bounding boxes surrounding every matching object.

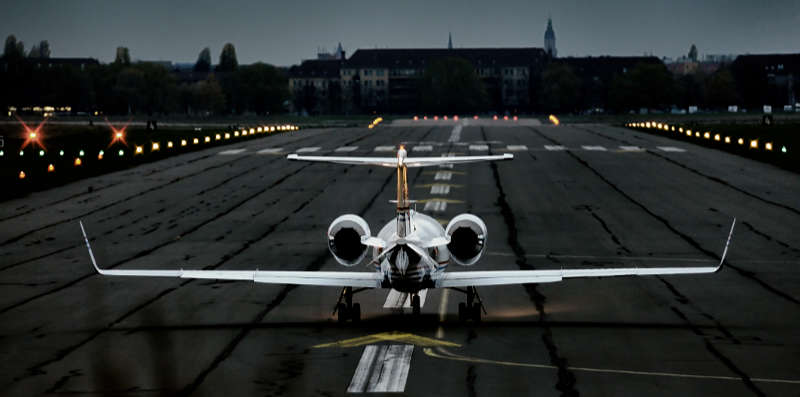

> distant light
[671,126,675,131]
[679,127,683,132]
[215,134,221,140]
[39,150,45,156]
[657,123,663,129]
[97,151,103,160]
[646,122,651,128]
[503,115,509,120]
[434,116,439,120]
[79,150,85,156]
[181,139,187,146]
[249,128,255,134]
[750,139,757,148]
[695,132,700,137]
[234,131,240,137]
[118,149,124,156]
[414,115,418,121]
[29,132,37,139]
[548,115,560,125]
[225,133,230,139]
[423,116,428,120]
[0,150,3,156]
[193,138,199,144]
[19,150,24,156]
[781,146,787,153]
[737,138,744,145]
[765,142,773,151]
[473,115,478,120]
[724,136,731,143]
[48,164,54,172]
[493,115,498,120]
[204,136,210,143]
[454,115,459,121]
[152,142,160,151]
[135,146,143,154]
[167,141,173,148]
[444,115,448,120]
[74,157,82,166]
[513,116,518,121]
[704,132,710,139]
[116,132,123,138]
[19,171,26,179]
[257,127,263,132]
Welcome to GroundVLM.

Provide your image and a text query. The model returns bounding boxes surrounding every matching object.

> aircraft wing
[287,153,513,168]
[438,218,735,288]
[80,222,382,288]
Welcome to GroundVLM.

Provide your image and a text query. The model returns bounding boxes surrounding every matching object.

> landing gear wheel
[336,303,348,323]
[472,303,482,322]
[458,302,467,322]
[351,303,361,323]
[411,295,421,316]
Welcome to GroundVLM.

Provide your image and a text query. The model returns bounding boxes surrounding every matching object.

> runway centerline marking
[657,146,687,152]
[256,147,283,154]
[434,171,453,181]
[384,289,428,309]
[430,184,451,195]
[335,146,359,152]
[619,146,645,152]
[544,145,567,151]
[448,123,463,142]
[296,146,321,153]
[424,200,448,212]
[218,148,246,155]
[374,145,395,152]
[582,145,607,151]
[413,145,433,152]
[506,145,528,151]
[469,144,489,151]
[347,344,415,393]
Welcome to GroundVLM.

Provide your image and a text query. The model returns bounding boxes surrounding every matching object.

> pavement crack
[531,127,799,306]
[704,340,767,397]
[482,126,580,397]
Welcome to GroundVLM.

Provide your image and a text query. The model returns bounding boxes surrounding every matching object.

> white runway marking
[424,200,448,212]
[506,145,528,151]
[413,145,433,152]
[544,145,567,151]
[296,146,321,153]
[658,146,686,152]
[434,171,453,181]
[347,345,414,393]
[582,145,607,151]
[335,146,358,152]
[448,123,463,142]
[469,144,489,151]
[383,289,428,309]
[374,146,395,152]
[256,148,283,154]
[430,184,451,195]
[619,146,644,152]
[218,148,246,155]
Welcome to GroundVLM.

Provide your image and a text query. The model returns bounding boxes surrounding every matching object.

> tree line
[1,35,289,117]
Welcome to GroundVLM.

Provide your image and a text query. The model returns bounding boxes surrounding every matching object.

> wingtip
[286,153,298,160]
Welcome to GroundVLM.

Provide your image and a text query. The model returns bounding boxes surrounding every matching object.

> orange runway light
[434,116,439,120]
[105,118,131,147]
[19,171,26,179]
[413,116,418,121]
[74,158,82,166]
[18,116,47,150]
[135,146,143,154]
[48,164,54,172]
[503,115,509,121]
[548,115,560,125]
[493,115,498,120]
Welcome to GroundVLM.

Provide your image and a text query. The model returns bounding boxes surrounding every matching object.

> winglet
[79,220,105,275]
[715,217,736,273]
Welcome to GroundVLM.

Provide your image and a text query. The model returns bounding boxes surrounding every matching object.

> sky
[3,0,799,66]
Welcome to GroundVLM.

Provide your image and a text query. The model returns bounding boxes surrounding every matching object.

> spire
[448,32,453,50]
[544,18,557,58]
[336,42,345,59]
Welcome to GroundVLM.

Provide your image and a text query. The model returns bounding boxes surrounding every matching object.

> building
[544,18,557,58]
[561,56,664,110]
[731,53,800,108]
[288,59,344,114]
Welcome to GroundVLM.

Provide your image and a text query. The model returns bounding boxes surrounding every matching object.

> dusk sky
[3,0,799,66]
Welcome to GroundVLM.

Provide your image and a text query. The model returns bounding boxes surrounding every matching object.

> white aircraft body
[81,146,735,322]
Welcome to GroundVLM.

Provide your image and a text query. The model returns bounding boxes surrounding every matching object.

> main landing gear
[454,286,485,322]
[410,294,421,316]
[334,287,367,323]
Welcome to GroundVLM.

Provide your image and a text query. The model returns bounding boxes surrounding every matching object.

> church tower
[544,18,557,57]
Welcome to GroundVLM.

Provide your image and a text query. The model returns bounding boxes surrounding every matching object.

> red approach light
[106,118,131,147]
[473,115,479,120]
[17,116,47,150]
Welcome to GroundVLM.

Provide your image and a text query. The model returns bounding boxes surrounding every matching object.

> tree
[28,45,40,58]
[688,44,698,62]
[540,62,581,113]
[191,75,226,115]
[419,56,487,113]
[236,63,288,114]
[608,62,674,113]
[4,35,25,59]
[194,47,211,72]
[218,43,238,72]
[114,46,130,65]
[706,68,739,109]
[38,40,50,58]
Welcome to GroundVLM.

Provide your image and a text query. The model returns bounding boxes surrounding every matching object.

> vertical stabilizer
[396,146,412,237]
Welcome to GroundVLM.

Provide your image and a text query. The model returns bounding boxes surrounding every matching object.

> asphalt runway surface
[1,122,798,396]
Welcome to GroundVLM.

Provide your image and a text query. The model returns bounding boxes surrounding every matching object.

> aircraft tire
[351,303,361,323]
[337,303,348,323]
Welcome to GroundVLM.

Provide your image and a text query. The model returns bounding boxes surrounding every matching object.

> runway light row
[625,121,788,154]
[412,115,521,122]
[368,117,384,129]
[12,123,302,182]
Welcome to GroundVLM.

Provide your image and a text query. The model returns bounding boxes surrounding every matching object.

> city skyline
[3,0,799,66]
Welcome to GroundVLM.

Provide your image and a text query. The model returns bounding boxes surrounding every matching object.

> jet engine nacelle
[445,214,487,266]
[328,214,371,267]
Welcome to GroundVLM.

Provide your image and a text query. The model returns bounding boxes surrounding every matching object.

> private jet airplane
[81,146,735,322]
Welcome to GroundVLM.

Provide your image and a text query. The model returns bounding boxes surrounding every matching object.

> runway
[1,122,798,396]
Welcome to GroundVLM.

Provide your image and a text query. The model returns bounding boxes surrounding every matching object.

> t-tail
[287,146,513,233]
